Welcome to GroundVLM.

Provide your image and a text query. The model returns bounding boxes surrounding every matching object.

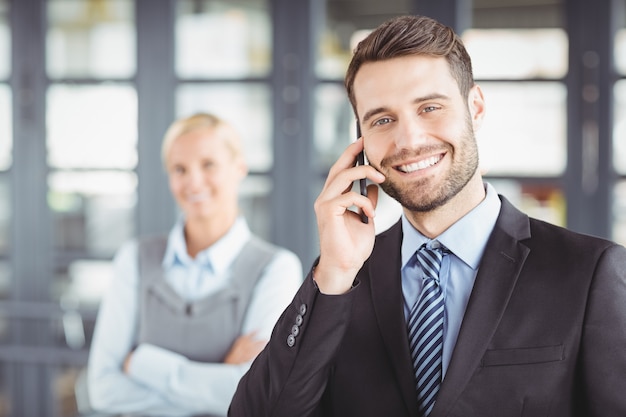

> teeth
[397,154,442,173]
[187,193,209,202]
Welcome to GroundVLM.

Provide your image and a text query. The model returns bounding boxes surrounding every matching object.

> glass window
[0,0,9,80]
[616,0,626,76]
[0,176,8,254]
[176,0,271,78]
[463,29,568,79]
[0,260,10,299]
[615,80,626,174]
[314,83,353,170]
[177,83,272,171]
[47,0,135,79]
[0,86,10,282]
[54,365,94,417]
[317,1,411,79]
[239,175,272,240]
[48,169,134,308]
[48,170,136,257]
[617,28,626,75]
[614,181,626,246]
[478,82,567,176]
[490,179,565,227]
[47,84,137,169]
[58,259,114,313]
[0,84,10,170]
[0,176,9,299]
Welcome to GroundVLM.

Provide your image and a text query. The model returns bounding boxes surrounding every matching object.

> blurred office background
[0,0,624,415]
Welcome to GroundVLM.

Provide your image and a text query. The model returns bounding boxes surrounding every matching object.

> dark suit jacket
[229,197,626,417]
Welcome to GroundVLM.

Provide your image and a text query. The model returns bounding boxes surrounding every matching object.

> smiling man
[228,15,626,417]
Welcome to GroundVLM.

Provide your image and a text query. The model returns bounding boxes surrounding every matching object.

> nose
[394,117,428,149]
[184,167,204,189]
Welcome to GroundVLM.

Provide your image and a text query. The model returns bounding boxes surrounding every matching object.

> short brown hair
[345,15,474,115]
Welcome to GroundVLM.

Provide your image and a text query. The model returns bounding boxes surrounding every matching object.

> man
[228,15,626,417]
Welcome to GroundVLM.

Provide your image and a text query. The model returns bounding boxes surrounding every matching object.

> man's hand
[223,332,267,365]
[313,137,385,295]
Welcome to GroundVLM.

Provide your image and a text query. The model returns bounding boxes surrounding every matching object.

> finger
[367,184,379,209]
[317,188,377,223]
[320,165,383,205]
[360,184,380,219]
[325,138,365,185]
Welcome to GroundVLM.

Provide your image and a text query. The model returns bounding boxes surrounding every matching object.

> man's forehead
[353,56,457,110]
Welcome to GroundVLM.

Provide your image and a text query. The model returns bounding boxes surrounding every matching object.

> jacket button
[299,304,307,316]
[291,325,299,337]
[295,314,303,326]
[287,334,296,347]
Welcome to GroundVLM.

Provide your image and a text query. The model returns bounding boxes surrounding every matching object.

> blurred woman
[87,112,302,416]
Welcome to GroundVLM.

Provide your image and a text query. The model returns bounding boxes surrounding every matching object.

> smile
[396,154,444,173]
[187,192,209,202]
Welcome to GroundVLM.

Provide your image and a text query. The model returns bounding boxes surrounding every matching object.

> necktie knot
[416,244,444,285]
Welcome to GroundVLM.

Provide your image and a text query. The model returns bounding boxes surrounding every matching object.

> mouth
[395,153,444,173]
[187,192,209,203]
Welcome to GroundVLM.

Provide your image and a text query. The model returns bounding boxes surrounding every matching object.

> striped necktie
[407,244,445,416]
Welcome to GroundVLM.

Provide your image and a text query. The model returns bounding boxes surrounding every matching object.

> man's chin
[383,184,452,213]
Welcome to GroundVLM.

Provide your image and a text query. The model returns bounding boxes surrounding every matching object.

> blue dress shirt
[401,182,501,377]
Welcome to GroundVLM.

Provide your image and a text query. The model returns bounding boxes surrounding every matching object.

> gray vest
[136,235,278,362]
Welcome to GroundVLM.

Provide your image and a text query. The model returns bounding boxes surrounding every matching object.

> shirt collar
[162,215,251,275]
[401,182,501,270]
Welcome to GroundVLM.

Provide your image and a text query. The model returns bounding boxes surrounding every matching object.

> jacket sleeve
[581,243,626,416]
[228,269,359,417]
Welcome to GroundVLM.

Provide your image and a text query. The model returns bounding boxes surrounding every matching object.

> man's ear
[468,84,486,131]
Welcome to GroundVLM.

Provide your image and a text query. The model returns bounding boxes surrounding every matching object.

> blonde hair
[161,112,243,166]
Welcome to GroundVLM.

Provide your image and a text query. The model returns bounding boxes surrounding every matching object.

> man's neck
[404,176,486,239]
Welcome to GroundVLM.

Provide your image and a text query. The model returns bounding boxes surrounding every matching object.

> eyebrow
[360,93,451,125]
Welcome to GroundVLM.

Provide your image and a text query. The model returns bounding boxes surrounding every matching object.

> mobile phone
[355,121,368,224]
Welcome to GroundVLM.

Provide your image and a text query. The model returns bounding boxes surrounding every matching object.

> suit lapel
[369,221,421,417]
[432,198,532,417]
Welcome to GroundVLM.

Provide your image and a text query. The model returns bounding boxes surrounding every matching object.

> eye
[202,160,215,170]
[373,117,393,126]
[172,165,185,175]
[422,105,441,113]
